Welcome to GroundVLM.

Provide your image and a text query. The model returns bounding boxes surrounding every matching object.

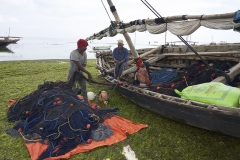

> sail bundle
[86,11,240,40]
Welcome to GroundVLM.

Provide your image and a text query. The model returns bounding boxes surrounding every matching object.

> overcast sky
[0,0,239,44]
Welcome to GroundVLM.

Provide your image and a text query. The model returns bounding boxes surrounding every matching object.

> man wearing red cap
[68,39,93,103]
[133,57,151,86]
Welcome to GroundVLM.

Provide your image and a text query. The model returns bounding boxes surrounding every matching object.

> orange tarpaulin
[8,97,148,160]
[25,116,148,160]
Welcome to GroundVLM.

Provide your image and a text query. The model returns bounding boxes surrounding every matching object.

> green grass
[1,60,240,160]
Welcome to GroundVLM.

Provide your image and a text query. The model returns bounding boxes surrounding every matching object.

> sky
[0,0,240,44]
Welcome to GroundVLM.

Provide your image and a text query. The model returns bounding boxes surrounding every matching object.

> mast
[8,27,10,37]
[106,0,139,58]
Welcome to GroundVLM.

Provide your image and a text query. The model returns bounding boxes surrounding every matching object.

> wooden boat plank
[212,62,240,83]
[116,84,240,138]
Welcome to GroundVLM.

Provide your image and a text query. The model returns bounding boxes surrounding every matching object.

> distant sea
[0,37,93,62]
[0,37,156,62]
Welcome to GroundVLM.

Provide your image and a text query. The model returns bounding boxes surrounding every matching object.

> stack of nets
[149,61,237,97]
[6,80,118,160]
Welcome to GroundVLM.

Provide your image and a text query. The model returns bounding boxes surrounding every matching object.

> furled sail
[86,11,240,41]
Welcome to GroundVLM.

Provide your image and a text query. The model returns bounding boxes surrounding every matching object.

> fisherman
[112,39,129,81]
[67,38,93,103]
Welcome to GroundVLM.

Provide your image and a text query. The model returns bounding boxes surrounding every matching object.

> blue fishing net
[233,10,240,32]
[149,61,237,97]
[6,78,119,160]
[233,10,240,23]
[150,68,178,84]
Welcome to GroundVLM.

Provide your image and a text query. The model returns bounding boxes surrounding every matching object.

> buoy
[104,101,108,105]
[43,138,49,145]
[86,124,91,129]
[87,92,95,100]
[25,111,30,115]
[98,91,108,102]
[118,81,123,85]
[91,105,96,110]
[87,139,92,144]
[57,100,63,105]
[18,128,22,133]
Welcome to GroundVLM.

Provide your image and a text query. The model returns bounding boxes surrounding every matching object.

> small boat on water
[92,45,112,51]
[0,36,20,48]
[92,45,111,50]
[87,0,240,138]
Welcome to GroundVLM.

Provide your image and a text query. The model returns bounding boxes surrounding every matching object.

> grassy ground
[1,59,240,160]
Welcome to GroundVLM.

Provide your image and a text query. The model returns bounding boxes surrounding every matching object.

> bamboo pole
[212,62,240,83]
[145,12,235,23]
[106,0,139,59]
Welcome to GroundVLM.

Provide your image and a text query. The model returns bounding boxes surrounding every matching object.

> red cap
[136,58,143,68]
[77,39,88,48]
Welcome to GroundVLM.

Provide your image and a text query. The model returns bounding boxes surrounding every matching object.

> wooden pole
[212,62,240,84]
[106,0,139,59]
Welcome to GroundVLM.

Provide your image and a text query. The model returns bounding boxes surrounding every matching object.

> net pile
[6,80,118,160]
[151,68,178,84]
[149,61,237,97]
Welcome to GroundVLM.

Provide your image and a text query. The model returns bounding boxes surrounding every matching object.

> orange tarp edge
[26,116,148,160]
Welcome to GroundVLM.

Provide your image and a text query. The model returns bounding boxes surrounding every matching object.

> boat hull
[0,39,20,48]
[115,84,240,138]
[95,43,240,138]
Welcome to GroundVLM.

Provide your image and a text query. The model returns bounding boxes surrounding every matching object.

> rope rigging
[101,0,113,22]
[140,0,168,44]
[101,0,115,32]
[141,0,162,18]
[140,0,230,84]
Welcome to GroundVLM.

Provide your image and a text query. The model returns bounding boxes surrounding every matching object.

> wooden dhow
[87,0,240,138]
[0,36,20,48]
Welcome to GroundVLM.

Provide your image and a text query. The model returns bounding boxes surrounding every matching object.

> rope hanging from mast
[141,0,162,18]
[101,0,115,31]
[101,0,113,22]
[141,0,167,44]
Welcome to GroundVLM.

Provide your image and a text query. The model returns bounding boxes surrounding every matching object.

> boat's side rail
[94,43,240,56]
[111,77,240,115]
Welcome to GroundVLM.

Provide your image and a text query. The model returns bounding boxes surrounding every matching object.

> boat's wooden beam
[165,56,239,62]
[212,62,240,83]
[162,51,240,56]
[141,12,235,24]
[97,46,240,76]
[96,51,240,58]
